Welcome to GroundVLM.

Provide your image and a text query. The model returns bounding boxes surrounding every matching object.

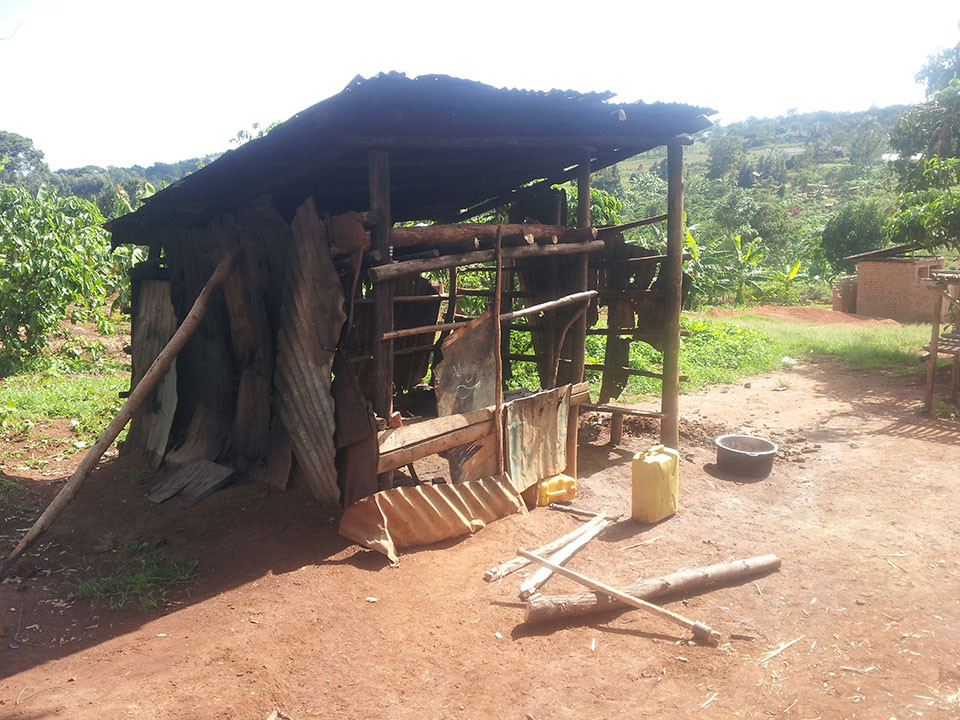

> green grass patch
[73,534,199,610]
[0,369,126,442]
[509,313,929,402]
[719,314,929,373]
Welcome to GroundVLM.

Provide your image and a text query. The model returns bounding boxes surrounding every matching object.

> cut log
[519,516,612,599]
[524,554,782,624]
[484,513,607,582]
[519,548,721,644]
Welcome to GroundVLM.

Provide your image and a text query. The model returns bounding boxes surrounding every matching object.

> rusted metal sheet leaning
[273,198,346,505]
[339,474,527,565]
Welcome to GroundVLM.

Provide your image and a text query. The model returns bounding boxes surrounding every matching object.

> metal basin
[715,434,778,478]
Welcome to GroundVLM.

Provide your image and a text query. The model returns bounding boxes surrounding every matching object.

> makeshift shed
[836,244,944,322]
[105,73,712,556]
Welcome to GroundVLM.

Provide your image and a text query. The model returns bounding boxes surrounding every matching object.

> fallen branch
[524,554,781,624]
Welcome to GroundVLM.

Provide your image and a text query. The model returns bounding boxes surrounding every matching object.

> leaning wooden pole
[0,250,238,580]
[661,140,685,449]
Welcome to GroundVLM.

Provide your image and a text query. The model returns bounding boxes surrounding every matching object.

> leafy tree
[887,79,960,250]
[0,131,50,189]
[916,38,960,98]
[848,119,885,166]
[706,135,745,179]
[0,182,131,358]
[820,200,885,273]
[564,186,623,226]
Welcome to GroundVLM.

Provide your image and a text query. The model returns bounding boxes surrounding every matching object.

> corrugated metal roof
[107,72,714,245]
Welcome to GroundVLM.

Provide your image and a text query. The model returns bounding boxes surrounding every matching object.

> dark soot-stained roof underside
[107,73,714,245]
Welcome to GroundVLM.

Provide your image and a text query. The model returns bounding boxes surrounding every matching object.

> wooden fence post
[661,140,685,449]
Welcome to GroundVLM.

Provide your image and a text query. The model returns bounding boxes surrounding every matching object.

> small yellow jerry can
[537,474,578,506]
[631,444,679,523]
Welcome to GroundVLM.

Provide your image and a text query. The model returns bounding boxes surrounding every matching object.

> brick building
[833,245,945,323]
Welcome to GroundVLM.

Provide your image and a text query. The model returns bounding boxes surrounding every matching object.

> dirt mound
[707,304,902,327]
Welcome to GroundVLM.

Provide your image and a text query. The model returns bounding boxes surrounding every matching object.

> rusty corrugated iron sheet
[274,198,346,504]
[505,385,571,492]
[339,474,526,564]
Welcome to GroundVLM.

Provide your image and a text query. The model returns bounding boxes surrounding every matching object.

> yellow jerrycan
[631,444,679,523]
[537,474,578,506]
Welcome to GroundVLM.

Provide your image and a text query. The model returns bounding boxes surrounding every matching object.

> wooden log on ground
[389,223,595,249]
[483,513,607,582]
[369,149,394,424]
[519,548,722,644]
[0,250,238,580]
[519,516,612,599]
[524,554,782,624]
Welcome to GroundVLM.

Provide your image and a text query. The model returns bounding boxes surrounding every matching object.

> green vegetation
[720,314,928,373]
[73,534,199,610]
[0,363,126,443]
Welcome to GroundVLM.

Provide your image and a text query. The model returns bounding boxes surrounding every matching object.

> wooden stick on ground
[518,548,722,645]
[519,516,612,600]
[524,554,781,624]
[483,513,606,582]
[0,251,238,580]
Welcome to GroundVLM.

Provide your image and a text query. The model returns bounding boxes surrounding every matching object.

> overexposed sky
[1,0,958,169]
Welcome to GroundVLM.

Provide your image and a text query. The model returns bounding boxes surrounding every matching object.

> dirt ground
[3,356,960,718]
[707,304,903,327]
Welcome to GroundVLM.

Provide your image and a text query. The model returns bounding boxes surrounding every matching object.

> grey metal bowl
[715,434,778,478]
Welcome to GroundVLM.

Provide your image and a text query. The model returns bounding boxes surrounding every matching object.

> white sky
[1,0,958,170]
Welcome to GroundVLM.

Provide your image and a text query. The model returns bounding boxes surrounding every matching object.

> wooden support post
[564,152,591,478]
[925,290,943,410]
[369,149,393,421]
[0,251,238,580]
[369,149,393,489]
[660,141,684,449]
[610,413,624,445]
[494,226,504,474]
[500,259,513,384]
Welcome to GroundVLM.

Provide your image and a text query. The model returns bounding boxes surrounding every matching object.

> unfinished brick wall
[855,258,943,323]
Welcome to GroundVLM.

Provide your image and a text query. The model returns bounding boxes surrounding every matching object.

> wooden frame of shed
[106,73,712,510]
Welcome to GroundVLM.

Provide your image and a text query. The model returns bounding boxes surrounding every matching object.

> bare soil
[3,358,960,718]
[707,304,903,327]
